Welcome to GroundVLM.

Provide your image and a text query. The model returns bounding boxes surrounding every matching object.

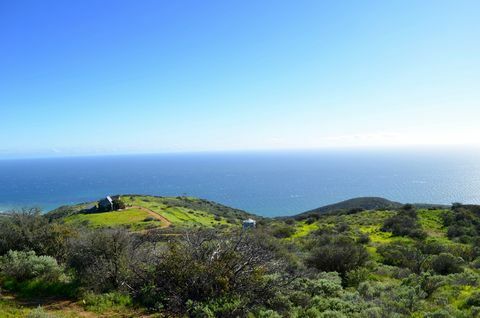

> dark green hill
[293,197,403,220]
[291,197,451,220]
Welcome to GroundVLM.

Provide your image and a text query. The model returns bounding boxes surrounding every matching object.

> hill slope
[4,197,480,317]
[293,197,403,219]
[47,194,257,230]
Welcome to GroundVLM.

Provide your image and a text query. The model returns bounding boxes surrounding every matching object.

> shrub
[403,272,445,298]
[428,253,463,275]
[67,229,133,292]
[0,209,76,260]
[356,233,370,244]
[377,243,426,273]
[448,271,479,286]
[417,240,447,255]
[82,291,132,313]
[112,198,126,210]
[187,297,245,318]
[423,309,456,318]
[306,236,369,278]
[317,310,347,318]
[336,223,350,233]
[291,274,343,298]
[271,225,296,238]
[345,267,370,287]
[310,295,359,315]
[0,250,63,282]
[471,258,480,269]
[132,230,290,313]
[254,309,282,318]
[27,307,56,318]
[381,208,426,239]
[305,217,316,225]
[464,292,480,308]
[443,207,480,242]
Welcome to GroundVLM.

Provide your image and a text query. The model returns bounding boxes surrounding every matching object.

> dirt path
[128,206,172,227]
[1,293,157,317]
[1,293,97,318]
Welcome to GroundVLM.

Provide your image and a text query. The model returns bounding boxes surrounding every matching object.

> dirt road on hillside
[128,206,172,227]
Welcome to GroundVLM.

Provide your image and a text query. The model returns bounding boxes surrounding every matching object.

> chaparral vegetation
[1,195,480,317]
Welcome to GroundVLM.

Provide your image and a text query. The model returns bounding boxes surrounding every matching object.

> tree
[112,198,126,210]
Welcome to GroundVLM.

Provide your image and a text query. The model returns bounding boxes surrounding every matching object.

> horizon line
[1,144,480,161]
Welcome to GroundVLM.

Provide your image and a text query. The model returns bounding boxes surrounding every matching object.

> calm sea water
[1,149,480,216]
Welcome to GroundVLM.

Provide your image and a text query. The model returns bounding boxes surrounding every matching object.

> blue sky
[1,0,479,158]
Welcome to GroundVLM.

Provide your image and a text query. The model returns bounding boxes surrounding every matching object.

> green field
[64,208,165,230]
[120,195,231,227]
[53,195,246,231]
[417,208,448,239]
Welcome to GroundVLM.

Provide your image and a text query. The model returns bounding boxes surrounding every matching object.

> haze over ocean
[1,149,479,216]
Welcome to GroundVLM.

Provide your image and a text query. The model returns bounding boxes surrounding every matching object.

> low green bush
[271,225,296,238]
[2,277,76,298]
[377,243,425,273]
[81,291,133,313]
[381,207,426,239]
[428,253,463,275]
[0,250,64,282]
[0,250,75,297]
[187,296,245,318]
[306,236,369,278]
[463,292,480,308]
[345,267,370,287]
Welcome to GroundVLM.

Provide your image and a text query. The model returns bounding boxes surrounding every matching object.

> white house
[242,218,256,229]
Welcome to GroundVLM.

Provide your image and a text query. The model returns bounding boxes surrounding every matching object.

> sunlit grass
[120,195,229,227]
[417,209,448,239]
[292,221,319,238]
[64,208,164,230]
[0,298,29,317]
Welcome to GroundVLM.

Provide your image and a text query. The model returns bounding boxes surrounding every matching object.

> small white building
[242,218,256,229]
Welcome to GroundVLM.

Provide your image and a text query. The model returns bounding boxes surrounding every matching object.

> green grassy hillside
[63,208,166,230]
[295,197,403,218]
[270,204,480,317]
[293,196,449,220]
[48,194,255,231]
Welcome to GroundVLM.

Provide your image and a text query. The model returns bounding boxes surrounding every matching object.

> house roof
[243,218,256,223]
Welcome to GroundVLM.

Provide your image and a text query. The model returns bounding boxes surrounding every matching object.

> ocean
[1,149,480,216]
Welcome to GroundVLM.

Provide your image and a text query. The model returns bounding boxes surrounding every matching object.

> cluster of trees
[1,203,480,317]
